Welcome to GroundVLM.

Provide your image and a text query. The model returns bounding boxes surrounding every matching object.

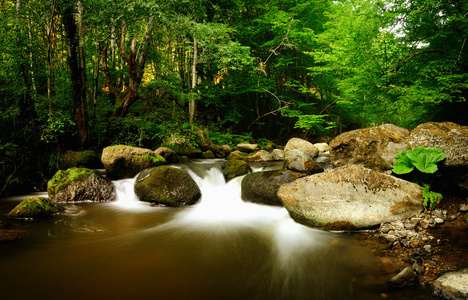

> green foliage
[393,146,446,175]
[422,183,442,210]
[393,146,446,210]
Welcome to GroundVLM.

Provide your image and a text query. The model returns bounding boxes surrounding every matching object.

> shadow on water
[0,160,440,300]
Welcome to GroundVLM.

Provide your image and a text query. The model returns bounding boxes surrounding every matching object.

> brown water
[0,162,440,300]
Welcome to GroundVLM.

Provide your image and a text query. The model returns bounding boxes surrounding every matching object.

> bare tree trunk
[62,3,89,147]
[26,1,36,91]
[189,37,197,126]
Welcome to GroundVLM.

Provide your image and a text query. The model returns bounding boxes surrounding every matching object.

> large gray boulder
[408,122,468,168]
[47,167,115,202]
[134,166,201,207]
[408,122,468,194]
[284,149,324,174]
[284,138,319,158]
[101,145,166,180]
[431,268,468,300]
[329,124,410,172]
[241,170,303,206]
[277,165,423,230]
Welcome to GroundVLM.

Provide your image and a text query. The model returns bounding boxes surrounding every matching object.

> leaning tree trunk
[62,4,89,147]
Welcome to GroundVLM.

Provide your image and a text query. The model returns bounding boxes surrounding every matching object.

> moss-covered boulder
[134,166,201,206]
[47,167,115,202]
[226,150,249,161]
[329,124,410,172]
[61,150,102,169]
[222,160,252,181]
[241,170,303,206]
[154,147,180,164]
[236,143,260,153]
[101,145,166,179]
[7,196,60,219]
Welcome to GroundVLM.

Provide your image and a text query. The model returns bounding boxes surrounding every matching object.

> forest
[1,0,467,196]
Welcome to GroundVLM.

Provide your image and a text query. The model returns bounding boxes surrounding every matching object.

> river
[0,160,439,299]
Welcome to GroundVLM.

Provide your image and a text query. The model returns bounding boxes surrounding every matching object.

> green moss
[47,167,95,198]
[7,196,59,219]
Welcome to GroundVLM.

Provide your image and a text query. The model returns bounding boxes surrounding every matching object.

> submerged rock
[277,165,423,230]
[47,167,115,202]
[101,145,166,180]
[388,267,419,288]
[134,166,201,207]
[7,196,60,219]
[241,170,303,206]
[431,268,468,300]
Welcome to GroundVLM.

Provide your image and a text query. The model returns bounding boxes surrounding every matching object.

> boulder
[202,150,215,158]
[277,165,423,230]
[408,122,468,194]
[388,267,419,288]
[61,150,102,169]
[313,143,330,153]
[431,268,468,300]
[407,122,468,168]
[201,144,232,158]
[236,143,260,153]
[284,138,319,158]
[241,170,303,206]
[226,150,249,161]
[223,160,252,181]
[134,166,201,207]
[154,147,179,164]
[271,149,284,161]
[284,149,324,174]
[163,132,203,158]
[101,145,166,179]
[7,196,60,219]
[245,150,273,162]
[329,124,410,172]
[47,167,115,202]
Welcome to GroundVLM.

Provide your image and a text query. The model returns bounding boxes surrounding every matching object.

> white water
[111,162,330,263]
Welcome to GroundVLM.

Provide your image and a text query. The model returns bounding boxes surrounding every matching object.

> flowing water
[0,160,438,300]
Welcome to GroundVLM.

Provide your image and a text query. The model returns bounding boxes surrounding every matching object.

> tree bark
[189,37,197,126]
[62,3,89,147]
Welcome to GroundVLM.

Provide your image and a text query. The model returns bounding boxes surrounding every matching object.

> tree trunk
[189,37,197,126]
[62,3,89,147]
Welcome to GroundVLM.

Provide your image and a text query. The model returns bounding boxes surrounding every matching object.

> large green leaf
[392,151,415,174]
[406,146,446,174]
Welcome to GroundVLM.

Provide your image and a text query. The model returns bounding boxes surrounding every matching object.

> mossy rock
[222,160,252,181]
[226,150,249,161]
[61,150,102,169]
[47,167,115,202]
[101,145,166,179]
[7,196,60,219]
[134,166,201,207]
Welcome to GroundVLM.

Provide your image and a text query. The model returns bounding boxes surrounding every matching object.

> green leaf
[406,146,446,174]
[392,151,415,174]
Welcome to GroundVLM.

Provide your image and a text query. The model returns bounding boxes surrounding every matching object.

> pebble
[434,218,444,224]
[423,245,432,253]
